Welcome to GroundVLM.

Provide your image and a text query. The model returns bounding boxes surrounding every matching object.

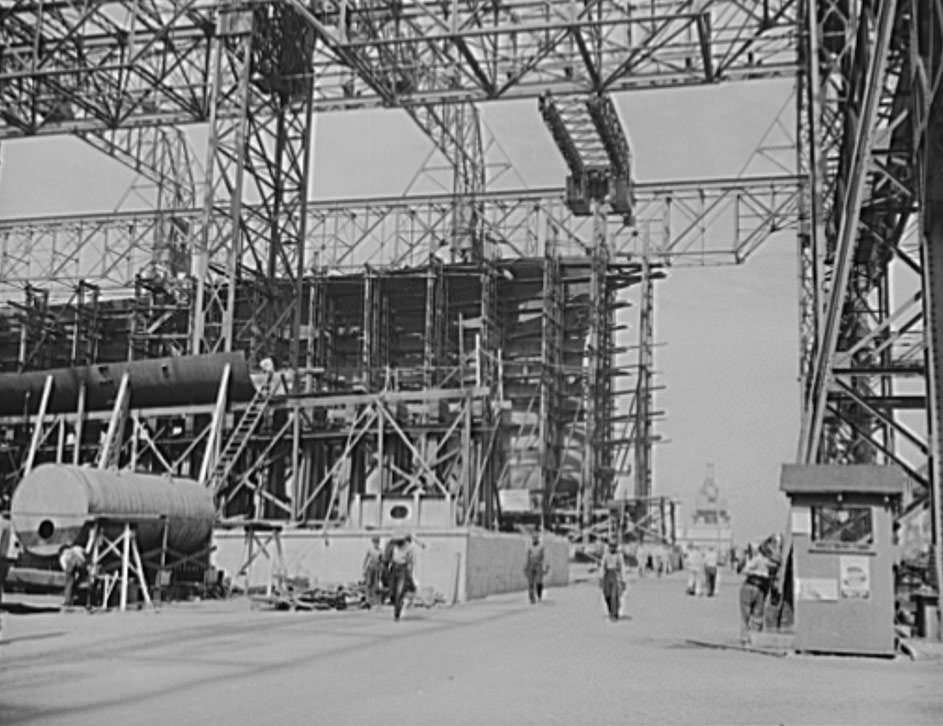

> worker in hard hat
[388,532,416,621]
[599,540,627,621]
[738,543,773,645]
[524,532,549,604]
[58,543,88,609]
[362,535,384,608]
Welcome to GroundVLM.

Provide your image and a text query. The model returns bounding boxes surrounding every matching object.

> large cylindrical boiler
[11,464,216,557]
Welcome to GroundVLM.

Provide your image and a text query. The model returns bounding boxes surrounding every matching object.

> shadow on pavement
[0,631,66,646]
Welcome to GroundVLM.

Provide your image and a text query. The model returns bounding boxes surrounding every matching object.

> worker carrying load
[738,542,773,645]
[386,531,417,621]
[599,540,627,622]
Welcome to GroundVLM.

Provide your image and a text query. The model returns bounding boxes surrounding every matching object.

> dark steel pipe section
[0,352,255,416]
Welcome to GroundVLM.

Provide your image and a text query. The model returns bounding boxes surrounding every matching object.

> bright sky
[0,79,797,542]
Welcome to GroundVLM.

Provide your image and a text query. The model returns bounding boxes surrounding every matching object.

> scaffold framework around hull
[0,257,662,533]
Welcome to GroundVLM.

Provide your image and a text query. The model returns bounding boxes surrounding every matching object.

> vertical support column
[362,269,375,388]
[194,1,316,366]
[308,273,330,389]
[377,275,390,388]
[291,403,302,522]
[423,260,445,391]
[377,401,385,495]
[659,497,667,543]
[634,238,653,501]
[448,102,485,263]
[479,258,501,528]
[582,198,607,539]
[305,277,317,393]
[193,4,253,355]
[796,0,826,422]
[915,0,943,637]
[70,281,99,366]
[56,417,66,464]
[119,523,131,612]
[462,394,473,523]
[424,262,437,390]
[540,234,563,522]
[669,499,677,544]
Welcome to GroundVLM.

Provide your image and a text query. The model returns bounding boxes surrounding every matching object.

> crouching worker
[58,543,88,609]
[599,540,627,622]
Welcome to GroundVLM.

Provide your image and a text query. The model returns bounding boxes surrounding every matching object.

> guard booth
[781,464,903,656]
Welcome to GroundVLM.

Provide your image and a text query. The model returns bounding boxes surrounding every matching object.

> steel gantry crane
[796,0,943,625]
[0,0,797,356]
[2,0,941,605]
[538,91,640,539]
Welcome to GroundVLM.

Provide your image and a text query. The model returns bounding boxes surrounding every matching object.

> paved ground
[1,568,940,725]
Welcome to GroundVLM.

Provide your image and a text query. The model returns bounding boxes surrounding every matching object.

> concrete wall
[212,528,569,603]
[213,528,469,600]
[465,530,569,599]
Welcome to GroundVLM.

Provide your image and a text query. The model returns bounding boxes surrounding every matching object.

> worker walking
[704,546,719,597]
[739,544,773,645]
[362,535,383,608]
[388,532,416,621]
[524,532,548,604]
[684,546,704,596]
[599,540,627,621]
[58,543,88,609]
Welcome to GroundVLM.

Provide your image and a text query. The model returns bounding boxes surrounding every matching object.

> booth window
[811,505,873,546]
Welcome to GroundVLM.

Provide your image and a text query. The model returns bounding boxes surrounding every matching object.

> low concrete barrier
[212,527,569,603]
[465,530,569,599]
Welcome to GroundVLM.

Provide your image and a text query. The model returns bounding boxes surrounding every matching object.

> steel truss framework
[0,0,801,333]
[0,175,800,296]
[0,0,805,537]
[796,0,943,604]
[0,0,799,139]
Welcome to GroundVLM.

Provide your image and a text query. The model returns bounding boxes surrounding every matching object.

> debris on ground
[250,581,446,612]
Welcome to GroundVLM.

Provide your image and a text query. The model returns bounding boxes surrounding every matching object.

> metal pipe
[0,352,255,416]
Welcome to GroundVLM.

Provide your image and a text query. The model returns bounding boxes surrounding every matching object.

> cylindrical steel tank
[0,351,255,416]
[11,464,216,557]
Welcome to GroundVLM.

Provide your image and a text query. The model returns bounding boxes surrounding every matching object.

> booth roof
[780,464,907,496]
